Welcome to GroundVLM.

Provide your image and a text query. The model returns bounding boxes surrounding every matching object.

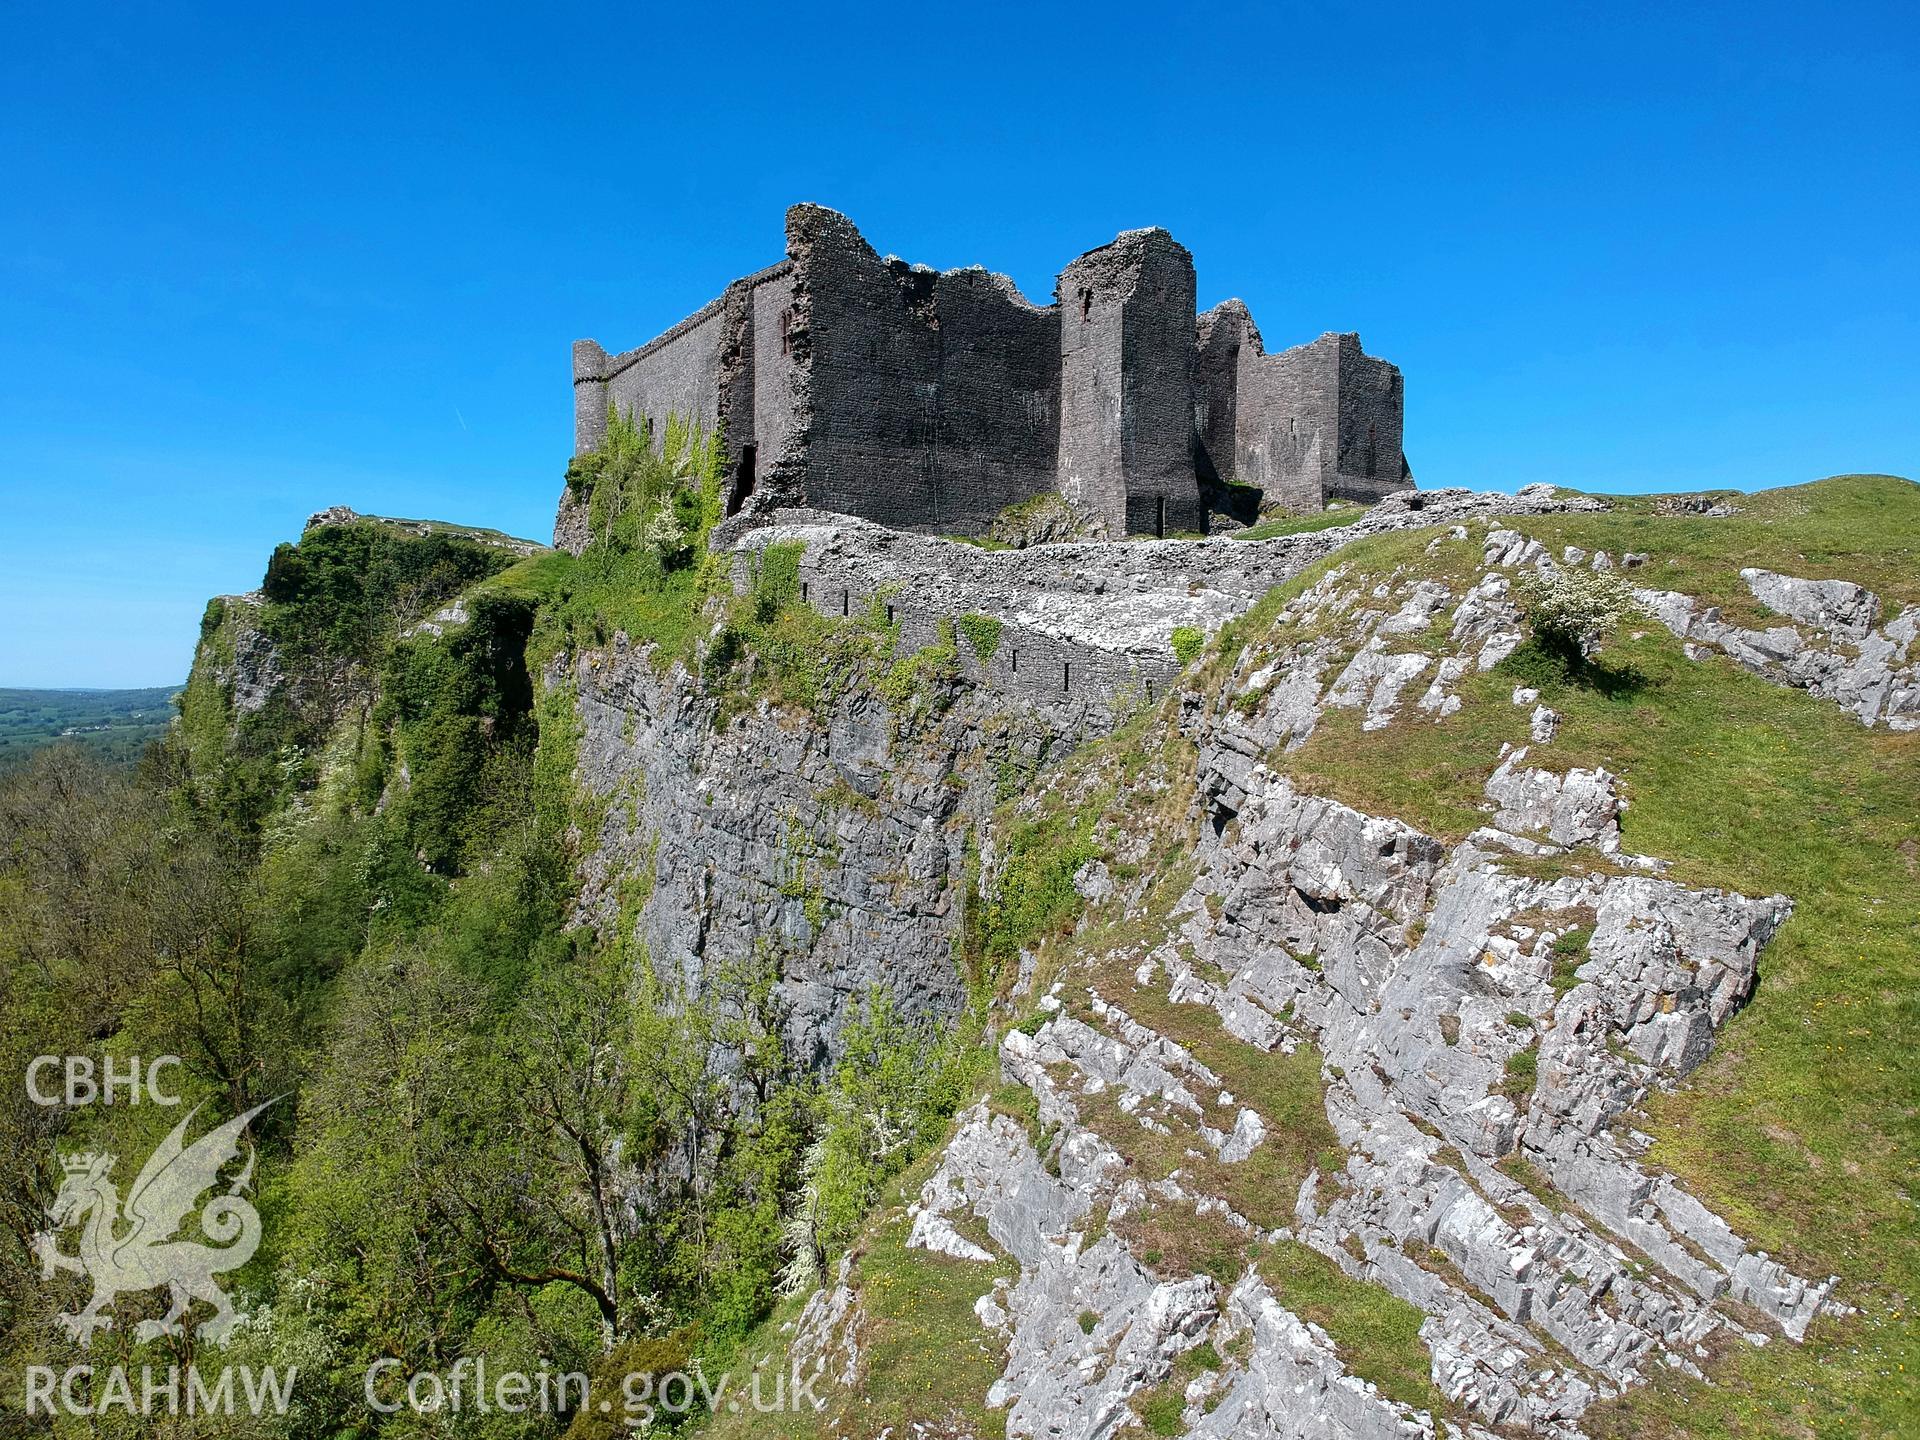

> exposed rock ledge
[1638,568,1918,730]
[867,761,1837,1439]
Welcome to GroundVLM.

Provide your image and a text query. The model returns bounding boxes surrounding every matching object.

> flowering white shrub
[1513,565,1646,656]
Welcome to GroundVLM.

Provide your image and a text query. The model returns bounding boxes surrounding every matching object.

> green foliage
[707,542,872,717]
[799,990,988,1265]
[1259,1239,1448,1415]
[1511,563,1646,660]
[1231,502,1368,542]
[878,618,961,716]
[1180,1340,1223,1374]
[957,612,1003,660]
[0,409,1040,1438]
[1549,926,1593,994]
[973,797,1104,973]
[1501,1046,1539,1099]
[1170,624,1206,666]
[262,520,514,671]
[375,592,540,877]
[1135,1386,1185,1435]
[534,408,726,672]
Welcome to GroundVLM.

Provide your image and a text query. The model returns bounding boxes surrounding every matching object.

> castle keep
[571,205,1409,538]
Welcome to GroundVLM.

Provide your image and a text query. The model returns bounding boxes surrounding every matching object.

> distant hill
[0,685,180,769]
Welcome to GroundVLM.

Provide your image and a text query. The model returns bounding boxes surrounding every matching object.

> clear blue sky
[2,2,1915,686]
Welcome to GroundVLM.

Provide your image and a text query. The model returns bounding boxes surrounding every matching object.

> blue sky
[2,2,1915,687]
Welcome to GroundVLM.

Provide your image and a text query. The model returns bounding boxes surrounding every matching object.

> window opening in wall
[1145,678,1154,701]
[779,309,793,356]
[1062,661,1071,692]
[885,603,895,626]
[801,581,809,603]
[1155,495,1166,538]
[1365,423,1378,477]
[841,589,849,617]
[726,444,757,517]
[1011,649,1018,674]
[1080,288,1093,321]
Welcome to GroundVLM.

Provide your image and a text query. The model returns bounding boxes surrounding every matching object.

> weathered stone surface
[1483,746,1623,851]
[1184,1274,1433,1439]
[573,206,1410,540]
[561,641,1065,1064]
[787,1255,860,1400]
[1638,570,1919,729]
[1740,567,1881,639]
[867,561,1838,1437]
[551,485,1854,1436]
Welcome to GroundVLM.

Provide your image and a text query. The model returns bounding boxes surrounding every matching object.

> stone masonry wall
[1192,310,1407,513]
[1330,335,1408,501]
[564,264,791,491]
[1057,229,1200,537]
[571,206,1409,545]
[790,205,1061,534]
[724,485,1600,727]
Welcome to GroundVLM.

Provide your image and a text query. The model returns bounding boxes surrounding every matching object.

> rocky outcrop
[548,484,1881,1436]
[562,487,1613,1058]
[883,742,1835,1437]
[720,488,1603,738]
[560,637,1068,1062]
[777,510,1856,1439]
[1639,568,1919,730]
[199,592,284,716]
[305,504,549,556]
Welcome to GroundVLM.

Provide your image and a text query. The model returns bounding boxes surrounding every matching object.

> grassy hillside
[2,468,1912,1439]
[1257,474,1919,1436]
[700,473,1920,1440]
[0,684,179,769]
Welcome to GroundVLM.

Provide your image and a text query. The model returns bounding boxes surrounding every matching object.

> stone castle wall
[568,206,1408,546]
[791,207,1061,533]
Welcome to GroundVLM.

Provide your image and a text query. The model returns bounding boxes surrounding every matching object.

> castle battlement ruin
[570,205,1409,541]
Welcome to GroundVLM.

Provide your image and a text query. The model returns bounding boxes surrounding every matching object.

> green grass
[695,1148,1016,1440]
[1533,473,1920,621]
[1243,474,1920,1437]
[1231,502,1370,542]
[1258,1240,1451,1417]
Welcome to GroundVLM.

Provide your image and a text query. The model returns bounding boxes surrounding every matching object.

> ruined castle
[571,205,1409,539]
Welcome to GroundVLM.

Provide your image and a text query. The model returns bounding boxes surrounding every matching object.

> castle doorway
[727,445,757,517]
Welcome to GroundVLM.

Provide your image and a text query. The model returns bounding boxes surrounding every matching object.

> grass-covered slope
[697,473,1917,1440]
[1194,474,1918,1435]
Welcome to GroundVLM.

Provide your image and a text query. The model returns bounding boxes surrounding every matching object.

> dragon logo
[32,1098,276,1344]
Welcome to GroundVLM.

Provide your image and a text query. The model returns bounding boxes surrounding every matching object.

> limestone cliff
[173,472,1918,1438]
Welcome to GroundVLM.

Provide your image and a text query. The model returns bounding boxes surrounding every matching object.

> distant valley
[0,685,180,768]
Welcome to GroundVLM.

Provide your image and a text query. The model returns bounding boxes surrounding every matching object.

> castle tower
[1055,229,1199,537]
